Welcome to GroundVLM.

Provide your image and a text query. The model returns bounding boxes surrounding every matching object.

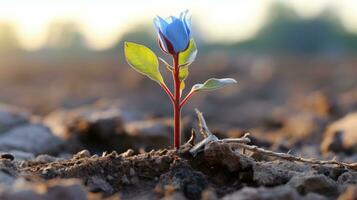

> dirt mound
[0,141,349,200]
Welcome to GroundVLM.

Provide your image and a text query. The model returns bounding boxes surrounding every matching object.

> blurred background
[0,0,357,131]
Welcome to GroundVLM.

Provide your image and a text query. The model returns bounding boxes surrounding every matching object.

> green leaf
[124,42,164,84]
[179,65,189,81]
[191,78,237,92]
[179,65,189,90]
[178,39,197,91]
[179,39,197,66]
[180,81,185,91]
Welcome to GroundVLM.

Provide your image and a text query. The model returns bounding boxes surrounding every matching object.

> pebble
[0,153,14,161]
[75,150,91,158]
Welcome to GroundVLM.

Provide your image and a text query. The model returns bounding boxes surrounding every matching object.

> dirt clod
[157,161,209,200]
[288,174,338,197]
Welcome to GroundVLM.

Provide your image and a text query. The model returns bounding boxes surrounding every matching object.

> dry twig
[190,109,357,171]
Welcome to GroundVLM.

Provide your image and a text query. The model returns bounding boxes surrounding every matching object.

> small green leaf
[179,65,189,81]
[124,42,164,84]
[180,81,185,91]
[179,39,197,66]
[178,39,197,91]
[191,78,237,92]
[179,65,189,90]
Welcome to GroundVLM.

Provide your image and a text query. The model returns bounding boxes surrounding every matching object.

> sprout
[124,10,236,148]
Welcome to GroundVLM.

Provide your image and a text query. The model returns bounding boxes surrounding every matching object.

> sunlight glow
[0,0,355,50]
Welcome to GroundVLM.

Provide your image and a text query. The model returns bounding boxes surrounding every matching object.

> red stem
[173,54,181,149]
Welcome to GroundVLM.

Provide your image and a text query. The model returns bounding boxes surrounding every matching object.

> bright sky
[0,0,356,50]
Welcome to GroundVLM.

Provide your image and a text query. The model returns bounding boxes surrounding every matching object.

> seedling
[124,10,236,148]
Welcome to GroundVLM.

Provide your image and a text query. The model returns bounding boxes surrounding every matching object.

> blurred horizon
[0,0,357,53]
[0,0,357,120]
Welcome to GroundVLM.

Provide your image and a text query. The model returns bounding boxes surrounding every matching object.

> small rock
[74,150,91,159]
[121,149,134,157]
[204,142,253,172]
[41,166,56,177]
[1,150,34,161]
[0,124,64,155]
[0,153,14,161]
[337,172,357,186]
[158,162,209,200]
[253,161,310,186]
[321,113,357,154]
[288,174,338,197]
[314,165,347,181]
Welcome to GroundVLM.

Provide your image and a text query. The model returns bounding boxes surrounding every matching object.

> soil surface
[1,140,356,200]
[0,100,355,200]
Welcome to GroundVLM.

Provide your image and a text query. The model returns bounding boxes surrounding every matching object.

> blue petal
[157,33,168,53]
[165,18,189,52]
[182,11,191,38]
[153,10,192,53]
[184,18,191,38]
[180,10,188,21]
[153,17,169,52]
[166,16,178,24]
[153,16,168,33]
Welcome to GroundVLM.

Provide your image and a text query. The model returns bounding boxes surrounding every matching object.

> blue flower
[154,10,191,54]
